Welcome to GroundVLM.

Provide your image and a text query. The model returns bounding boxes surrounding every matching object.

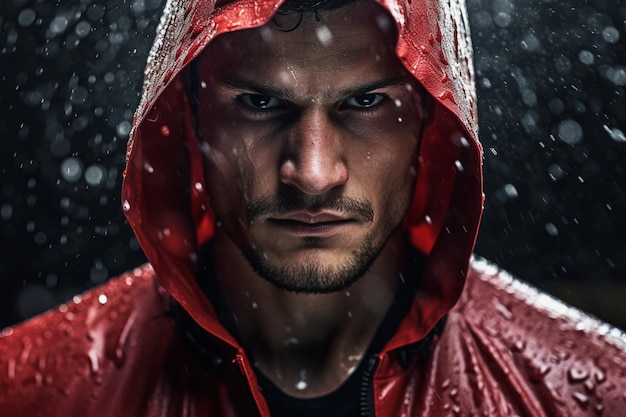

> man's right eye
[238,94,283,110]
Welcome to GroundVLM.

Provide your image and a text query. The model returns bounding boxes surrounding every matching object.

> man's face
[196,1,424,293]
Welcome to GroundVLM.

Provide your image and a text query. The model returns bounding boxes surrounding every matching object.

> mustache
[246,193,374,224]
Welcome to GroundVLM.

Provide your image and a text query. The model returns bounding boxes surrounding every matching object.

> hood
[122,0,483,352]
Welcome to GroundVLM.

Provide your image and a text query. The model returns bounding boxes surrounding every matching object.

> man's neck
[206,228,407,398]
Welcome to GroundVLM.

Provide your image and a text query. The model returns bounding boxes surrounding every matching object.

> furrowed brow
[219,76,294,100]
[331,78,407,100]
[219,76,408,101]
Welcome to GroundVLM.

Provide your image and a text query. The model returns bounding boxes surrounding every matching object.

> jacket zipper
[233,356,263,417]
[359,355,380,417]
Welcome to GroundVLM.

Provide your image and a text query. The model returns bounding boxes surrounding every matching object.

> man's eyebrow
[219,76,409,101]
[220,76,293,100]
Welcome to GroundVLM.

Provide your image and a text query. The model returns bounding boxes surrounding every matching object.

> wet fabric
[1,0,626,416]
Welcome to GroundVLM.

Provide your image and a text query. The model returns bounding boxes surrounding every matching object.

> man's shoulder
[447,256,626,415]
[0,264,175,416]
[459,256,626,353]
[1,264,162,343]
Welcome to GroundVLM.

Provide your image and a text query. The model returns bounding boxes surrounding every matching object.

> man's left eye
[344,93,385,108]
[239,94,283,110]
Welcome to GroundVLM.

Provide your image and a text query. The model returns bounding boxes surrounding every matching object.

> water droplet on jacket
[572,391,589,408]
[122,200,131,211]
[438,50,448,65]
[439,91,454,101]
[163,69,174,85]
[160,125,170,136]
[594,369,606,384]
[512,340,525,352]
[568,367,589,383]
[98,294,108,305]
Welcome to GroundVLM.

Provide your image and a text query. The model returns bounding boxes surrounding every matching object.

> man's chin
[244,245,378,294]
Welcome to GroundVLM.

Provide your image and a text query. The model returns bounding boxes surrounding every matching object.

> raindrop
[601,26,620,44]
[49,16,69,35]
[17,9,36,27]
[548,164,565,181]
[493,12,512,28]
[606,66,626,86]
[75,21,92,38]
[85,165,105,186]
[34,232,47,245]
[503,184,518,198]
[602,125,626,142]
[60,158,83,183]
[1,204,13,220]
[556,119,583,145]
[545,223,558,237]
[116,121,132,137]
[90,260,108,283]
[578,50,594,65]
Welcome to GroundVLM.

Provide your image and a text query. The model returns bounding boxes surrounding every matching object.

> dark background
[1,0,625,329]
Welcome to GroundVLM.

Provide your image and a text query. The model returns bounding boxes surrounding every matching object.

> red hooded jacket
[2,0,626,416]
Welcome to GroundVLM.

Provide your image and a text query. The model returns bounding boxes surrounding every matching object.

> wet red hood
[122,0,483,352]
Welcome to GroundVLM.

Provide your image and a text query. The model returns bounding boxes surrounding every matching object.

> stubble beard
[241,232,380,294]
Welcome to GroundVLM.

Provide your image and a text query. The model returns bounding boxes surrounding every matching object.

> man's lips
[266,211,356,235]
[271,211,352,224]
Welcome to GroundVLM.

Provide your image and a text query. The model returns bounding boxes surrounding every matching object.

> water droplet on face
[315,25,333,46]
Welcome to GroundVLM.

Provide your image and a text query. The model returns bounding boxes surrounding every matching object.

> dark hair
[273,0,361,31]
[277,0,360,13]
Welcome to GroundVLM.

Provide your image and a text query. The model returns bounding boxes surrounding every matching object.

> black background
[1,0,625,329]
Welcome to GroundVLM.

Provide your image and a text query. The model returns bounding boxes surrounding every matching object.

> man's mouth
[268,211,356,236]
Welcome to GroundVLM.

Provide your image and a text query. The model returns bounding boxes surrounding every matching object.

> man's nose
[279,109,349,195]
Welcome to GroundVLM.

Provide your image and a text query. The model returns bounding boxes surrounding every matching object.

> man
[1,0,625,415]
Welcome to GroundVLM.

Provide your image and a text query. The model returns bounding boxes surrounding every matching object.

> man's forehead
[204,2,397,65]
